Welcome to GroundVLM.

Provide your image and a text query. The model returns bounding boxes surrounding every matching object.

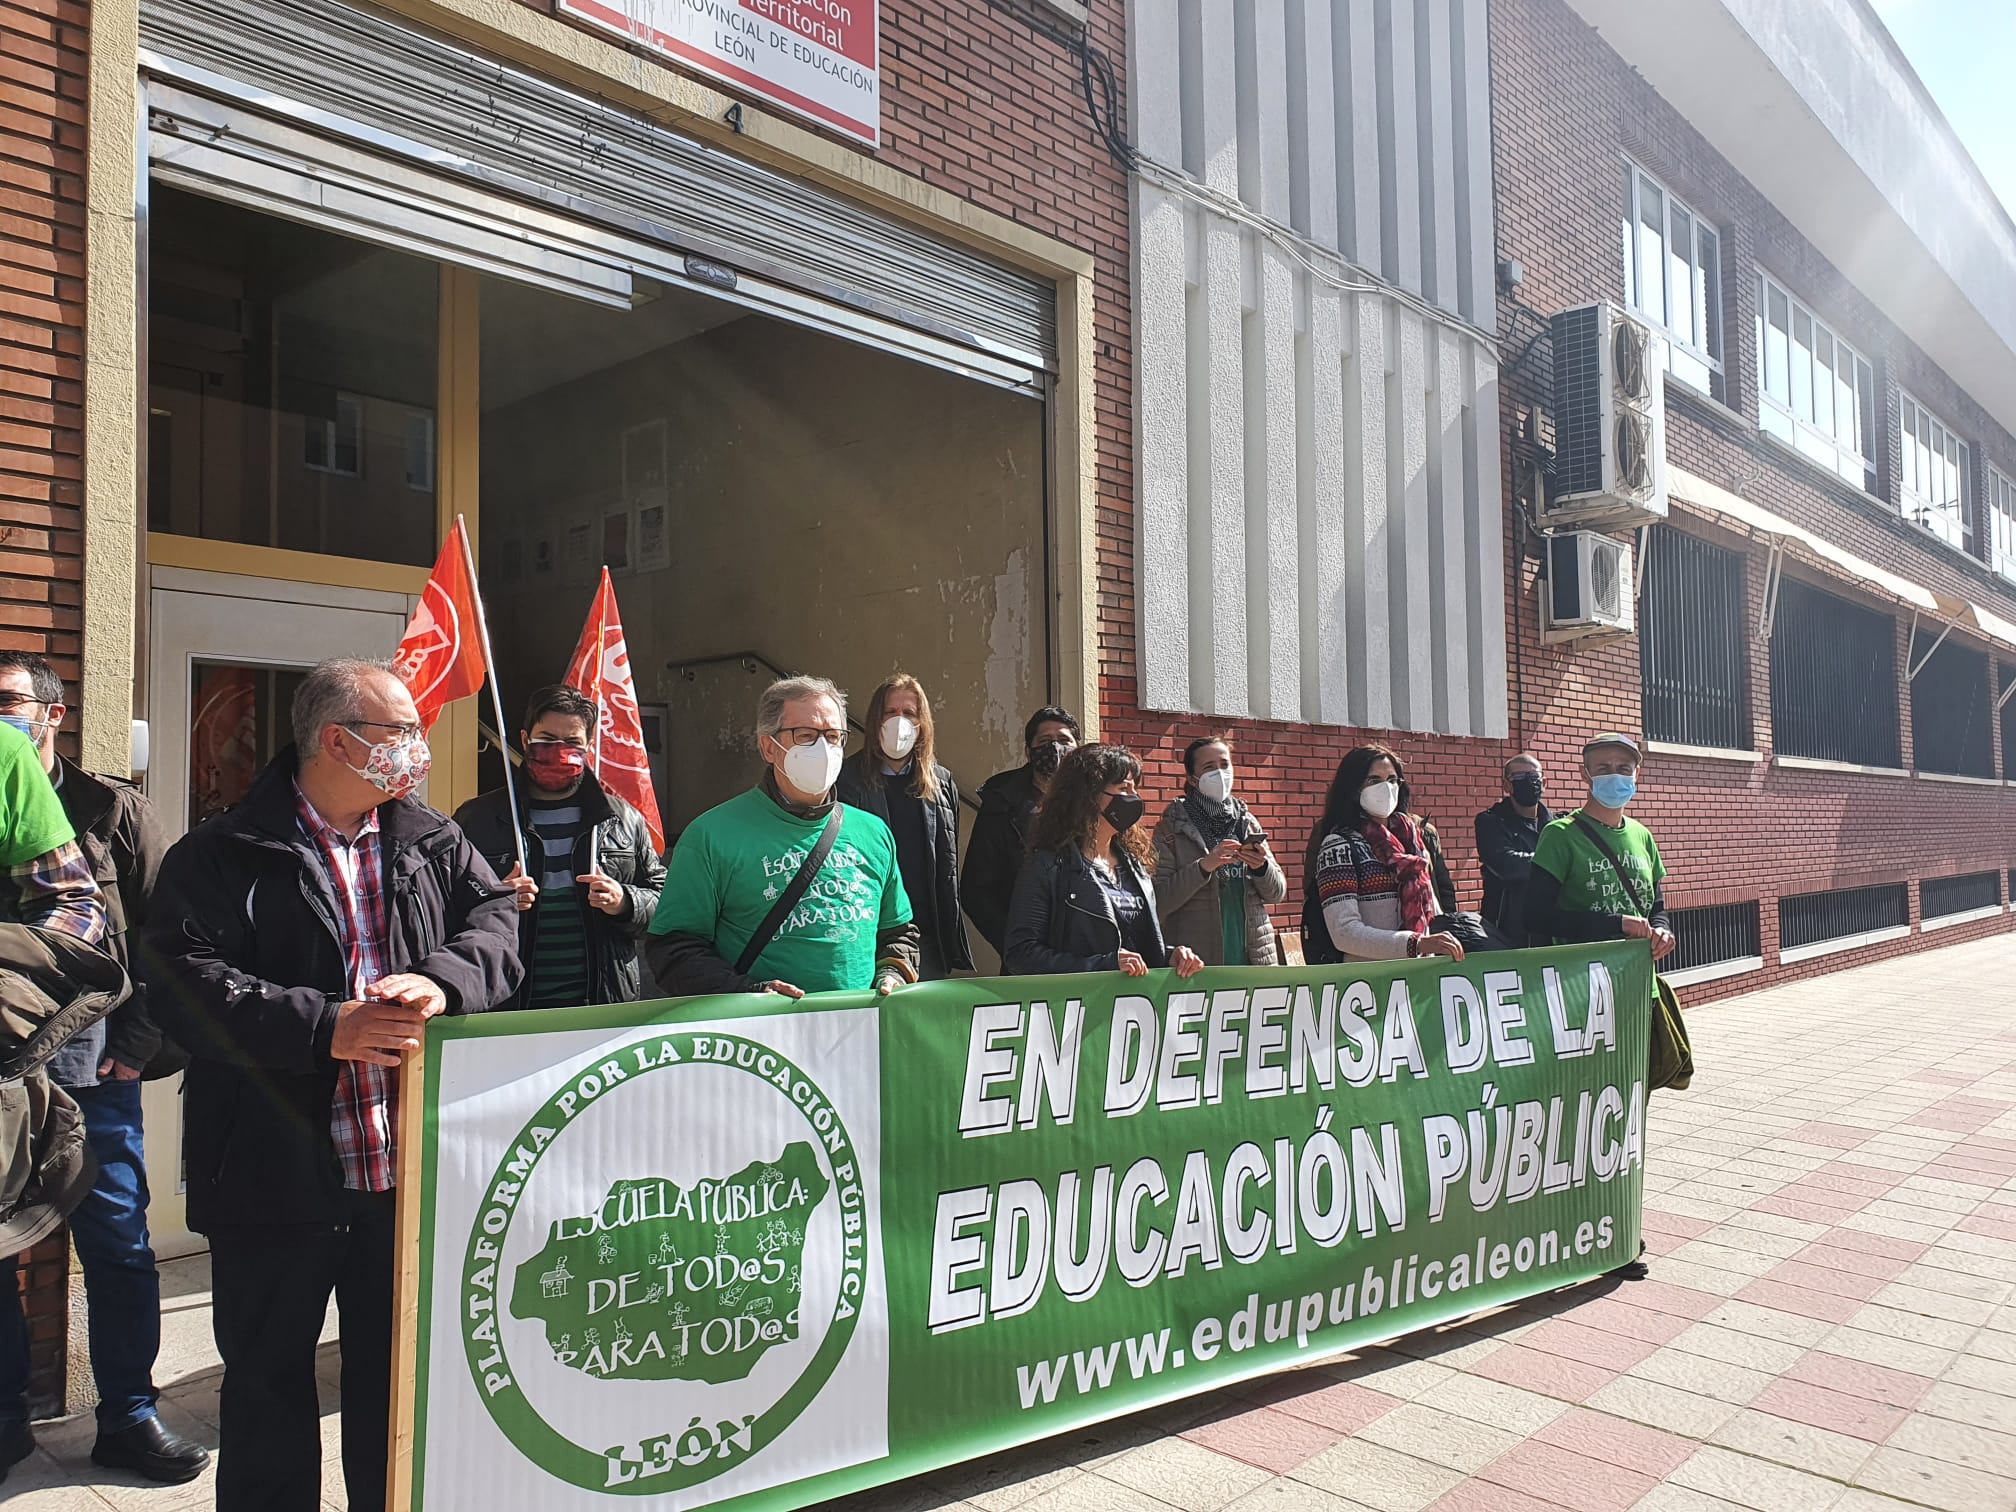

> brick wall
[1489,0,2016,998]
[0,0,85,1418]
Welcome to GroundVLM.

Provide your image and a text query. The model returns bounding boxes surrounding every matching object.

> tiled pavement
[11,937,2016,1510]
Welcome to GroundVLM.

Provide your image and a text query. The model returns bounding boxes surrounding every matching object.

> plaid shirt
[1,839,105,943]
[294,784,398,1193]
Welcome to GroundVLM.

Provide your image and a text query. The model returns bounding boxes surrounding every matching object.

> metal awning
[1668,466,1939,612]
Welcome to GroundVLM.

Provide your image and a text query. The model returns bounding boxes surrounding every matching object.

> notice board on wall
[559,0,879,146]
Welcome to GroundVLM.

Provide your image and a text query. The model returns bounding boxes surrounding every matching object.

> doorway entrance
[140,567,422,1255]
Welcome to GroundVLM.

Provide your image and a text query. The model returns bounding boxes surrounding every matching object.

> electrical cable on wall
[981,0,1136,171]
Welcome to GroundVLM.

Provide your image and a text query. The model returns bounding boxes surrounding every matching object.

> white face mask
[881,715,919,762]
[1195,766,1233,804]
[778,737,843,798]
[1360,779,1400,820]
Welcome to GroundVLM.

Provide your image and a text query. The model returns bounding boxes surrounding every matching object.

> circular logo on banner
[460,1031,868,1494]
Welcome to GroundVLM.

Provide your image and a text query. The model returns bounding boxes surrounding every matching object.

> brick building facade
[1488,0,2016,989]
[3,0,86,1418]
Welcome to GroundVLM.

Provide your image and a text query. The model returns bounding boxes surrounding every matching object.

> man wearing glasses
[139,657,521,1512]
[0,653,208,1486]
[647,675,919,999]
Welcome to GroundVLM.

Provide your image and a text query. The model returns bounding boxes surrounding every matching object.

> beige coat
[1151,798,1286,966]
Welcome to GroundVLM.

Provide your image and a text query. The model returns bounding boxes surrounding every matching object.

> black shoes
[1607,1239,1651,1282]
[0,1419,31,1482]
[91,1416,211,1485]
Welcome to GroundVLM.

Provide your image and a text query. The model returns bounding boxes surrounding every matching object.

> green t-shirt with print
[0,722,72,867]
[649,786,911,995]
[1531,810,1665,926]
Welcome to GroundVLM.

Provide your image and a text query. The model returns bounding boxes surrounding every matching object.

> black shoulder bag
[734,810,842,978]
[1569,813,1693,1091]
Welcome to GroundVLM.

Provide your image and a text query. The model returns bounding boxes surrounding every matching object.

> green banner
[410,942,1651,1511]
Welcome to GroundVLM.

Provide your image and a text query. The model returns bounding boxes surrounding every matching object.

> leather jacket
[1003,845,1169,975]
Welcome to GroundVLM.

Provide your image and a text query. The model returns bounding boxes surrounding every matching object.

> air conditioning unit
[1542,530,1635,643]
[1545,302,1669,528]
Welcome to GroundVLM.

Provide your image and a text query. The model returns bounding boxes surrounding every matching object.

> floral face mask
[345,725,431,801]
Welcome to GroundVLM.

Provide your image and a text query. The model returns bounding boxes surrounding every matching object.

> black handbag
[1429,911,1516,954]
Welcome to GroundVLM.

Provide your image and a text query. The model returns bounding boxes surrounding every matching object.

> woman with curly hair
[1004,743,1205,979]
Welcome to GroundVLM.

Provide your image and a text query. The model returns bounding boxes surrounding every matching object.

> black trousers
[210,1188,396,1512]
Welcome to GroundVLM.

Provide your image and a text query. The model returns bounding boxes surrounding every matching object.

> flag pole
[588,571,607,874]
[457,515,527,877]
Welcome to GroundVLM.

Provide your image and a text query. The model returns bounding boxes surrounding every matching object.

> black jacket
[55,757,179,1079]
[1474,798,1553,947]
[964,765,1042,954]
[1004,846,1169,975]
[453,769,667,1009]
[138,749,522,1233]
[835,756,975,974]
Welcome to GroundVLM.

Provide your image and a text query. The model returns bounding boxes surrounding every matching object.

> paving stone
[1885,1411,2016,1477]
[1474,1438,1657,1511]
[1916,1380,2016,1435]
[1096,1437,1272,1512]
[1290,1438,1462,1512]
[1626,1347,1774,1406]
[1668,1443,1843,1511]
[1355,1404,1520,1474]
[1664,1322,1808,1373]
[1410,1374,1570,1437]
[1222,1482,1384,1512]
[1855,1445,2016,1512]
[1531,1406,1695,1479]
[1583,1376,1740,1439]
[1708,1405,1878,1479]
[1697,1299,1834,1348]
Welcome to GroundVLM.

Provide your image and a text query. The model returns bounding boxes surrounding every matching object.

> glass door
[141,567,417,1255]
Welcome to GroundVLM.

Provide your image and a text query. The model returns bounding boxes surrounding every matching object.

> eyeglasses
[344,720,425,743]
[0,694,50,714]
[772,726,848,749]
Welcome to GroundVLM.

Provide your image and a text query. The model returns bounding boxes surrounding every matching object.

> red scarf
[1358,811,1438,935]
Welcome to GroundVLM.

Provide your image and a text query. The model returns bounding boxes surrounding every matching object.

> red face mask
[524,740,587,789]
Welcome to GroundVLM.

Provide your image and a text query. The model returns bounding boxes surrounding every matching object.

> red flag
[392,519,488,731]
[565,569,664,854]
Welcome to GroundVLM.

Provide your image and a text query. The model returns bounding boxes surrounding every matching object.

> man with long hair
[835,674,974,980]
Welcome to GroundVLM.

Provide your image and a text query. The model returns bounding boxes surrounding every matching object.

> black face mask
[1102,793,1146,832]
[1030,740,1070,777]
[1510,773,1544,808]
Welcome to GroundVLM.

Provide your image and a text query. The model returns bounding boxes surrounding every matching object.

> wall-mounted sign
[561,0,879,146]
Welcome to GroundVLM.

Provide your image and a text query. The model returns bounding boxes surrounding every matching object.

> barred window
[1641,530,1748,750]
[1779,882,1909,953]
[2004,668,2016,780]
[1922,871,2001,921]
[1769,579,1900,767]
[1665,902,1761,976]
[1911,638,1991,778]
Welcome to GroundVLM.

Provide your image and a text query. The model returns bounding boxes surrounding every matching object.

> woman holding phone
[1152,735,1285,965]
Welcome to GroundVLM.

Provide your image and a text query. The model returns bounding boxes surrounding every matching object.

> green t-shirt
[0,723,72,866]
[1531,810,1665,929]
[648,787,911,995]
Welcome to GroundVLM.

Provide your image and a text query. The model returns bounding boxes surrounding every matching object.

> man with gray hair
[646,675,919,998]
[139,656,521,1512]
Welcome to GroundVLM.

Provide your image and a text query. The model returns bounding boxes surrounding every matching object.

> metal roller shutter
[137,0,1055,380]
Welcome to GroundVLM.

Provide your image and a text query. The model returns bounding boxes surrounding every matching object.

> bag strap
[1571,811,1650,919]
[734,809,842,978]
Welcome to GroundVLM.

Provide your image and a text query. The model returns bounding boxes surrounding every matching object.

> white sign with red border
[562,0,879,146]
